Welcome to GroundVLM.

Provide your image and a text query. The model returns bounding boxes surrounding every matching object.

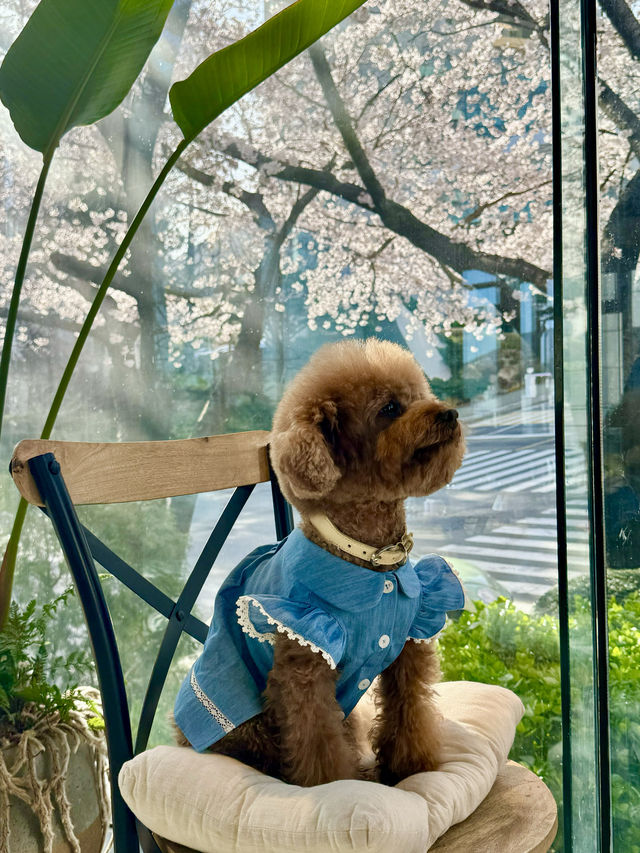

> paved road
[410,403,588,609]
[186,401,587,616]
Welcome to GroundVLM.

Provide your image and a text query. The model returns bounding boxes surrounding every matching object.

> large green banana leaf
[170,0,365,144]
[0,0,174,155]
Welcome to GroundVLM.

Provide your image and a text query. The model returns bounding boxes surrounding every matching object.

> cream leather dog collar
[308,512,414,567]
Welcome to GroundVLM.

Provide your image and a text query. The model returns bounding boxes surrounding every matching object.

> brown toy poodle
[174,338,466,787]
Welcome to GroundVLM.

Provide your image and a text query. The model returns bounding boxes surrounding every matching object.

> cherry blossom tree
[168,0,555,398]
[2,0,640,426]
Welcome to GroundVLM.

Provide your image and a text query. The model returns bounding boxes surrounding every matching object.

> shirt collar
[280,529,421,610]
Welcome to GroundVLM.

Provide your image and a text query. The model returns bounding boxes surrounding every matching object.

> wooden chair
[10,434,558,853]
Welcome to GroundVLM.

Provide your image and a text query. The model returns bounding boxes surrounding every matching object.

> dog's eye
[378,400,402,418]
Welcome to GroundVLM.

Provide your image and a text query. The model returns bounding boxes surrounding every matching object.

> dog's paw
[376,742,440,785]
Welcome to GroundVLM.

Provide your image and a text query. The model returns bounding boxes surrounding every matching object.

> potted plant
[0,588,107,853]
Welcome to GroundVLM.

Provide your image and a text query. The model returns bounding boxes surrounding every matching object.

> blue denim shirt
[174,529,467,752]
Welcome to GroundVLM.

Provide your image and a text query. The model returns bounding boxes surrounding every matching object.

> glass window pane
[556,0,601,847]
[597,0,640,847]
[1,0,570,845]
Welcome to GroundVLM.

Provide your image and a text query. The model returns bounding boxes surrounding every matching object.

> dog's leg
[371,639,442,785]
[264,632,360,786]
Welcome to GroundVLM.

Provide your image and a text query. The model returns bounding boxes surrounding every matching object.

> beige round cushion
[118,681,527,853]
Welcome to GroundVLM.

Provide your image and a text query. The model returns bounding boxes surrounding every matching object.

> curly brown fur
[176,338,465,785]
[174,636,362,785]
[370,639,442,785]
[173,709,281,777]
[263,634,360,786]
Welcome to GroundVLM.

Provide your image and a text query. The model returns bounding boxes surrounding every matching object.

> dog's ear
[270,400,342,501]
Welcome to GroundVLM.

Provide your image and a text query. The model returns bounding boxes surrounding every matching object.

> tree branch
[222,183,277,232]
[599,79,640,159]
[599,0,640,62]
[308,45,387,208]
[51,250,219,301]
[274,185,320,253]
[602,167,640,273]
[165,284,218,299]
[458,179,553,227]
[307,45,550,286]
[0,304,134,346]
[456,0,549,47]
[47,259,120,311]
[50,252,138,299]
[182,138,551,286]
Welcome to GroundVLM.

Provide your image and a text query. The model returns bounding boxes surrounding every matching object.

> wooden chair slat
[10,431,271,506]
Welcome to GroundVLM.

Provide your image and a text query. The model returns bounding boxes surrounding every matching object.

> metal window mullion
[581,0,612,846]
[550,0,574,845]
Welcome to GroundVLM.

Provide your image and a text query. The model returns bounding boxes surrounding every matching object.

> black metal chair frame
[26,450,293,853]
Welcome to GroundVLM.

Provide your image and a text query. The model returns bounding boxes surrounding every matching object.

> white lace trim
[236,595,337,670]
[408,632,441,644]
[190,668,234,733]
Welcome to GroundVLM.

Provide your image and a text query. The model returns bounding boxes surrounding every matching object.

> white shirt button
[378,634,390,649]
[358,678,371,691]
[383,579,394,593]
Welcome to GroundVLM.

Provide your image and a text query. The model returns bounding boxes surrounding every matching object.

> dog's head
[269,339,465,511]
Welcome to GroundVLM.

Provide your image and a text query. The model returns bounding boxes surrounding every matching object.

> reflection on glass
[556,0,599,846]
[597,0,640,844]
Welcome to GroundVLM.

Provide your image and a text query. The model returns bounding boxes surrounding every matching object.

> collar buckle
[371,532,414,567]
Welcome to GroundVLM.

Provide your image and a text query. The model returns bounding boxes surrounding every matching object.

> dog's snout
[436,408,458,424]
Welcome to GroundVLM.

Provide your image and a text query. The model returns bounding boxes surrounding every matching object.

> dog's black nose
[437,408,458,424]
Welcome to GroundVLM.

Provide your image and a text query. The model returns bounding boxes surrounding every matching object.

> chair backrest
[10,432,294,853]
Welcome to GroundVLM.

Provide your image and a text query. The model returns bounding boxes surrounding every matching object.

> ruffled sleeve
[407,555,472,642]
[235,593,346,670]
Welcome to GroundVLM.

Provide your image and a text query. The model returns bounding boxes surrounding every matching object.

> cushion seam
[127,786,429,838]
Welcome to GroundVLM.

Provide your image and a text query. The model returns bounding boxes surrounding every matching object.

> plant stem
[0,138,189,631]
[40,137,189,439]
[0,151,54,443]
[0,497,28,630]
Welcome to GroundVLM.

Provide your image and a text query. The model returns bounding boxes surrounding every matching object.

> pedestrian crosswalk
[463,405,553,429]
[439,500,589,609]
[450,445,585,494]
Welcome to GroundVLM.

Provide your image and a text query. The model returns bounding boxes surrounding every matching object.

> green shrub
[440,595,640,853]
[440,599,561,788]
[536,569,640,615]
[223,391,274,432]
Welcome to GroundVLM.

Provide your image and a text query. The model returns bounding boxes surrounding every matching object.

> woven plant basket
[0,689,109,853]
